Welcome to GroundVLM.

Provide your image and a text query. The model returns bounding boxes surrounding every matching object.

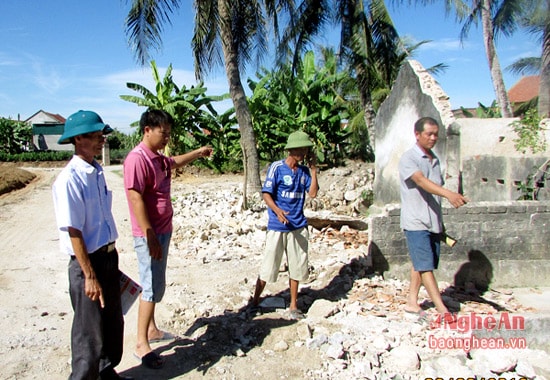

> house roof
[508,75,540,103]
[25,110,66,124]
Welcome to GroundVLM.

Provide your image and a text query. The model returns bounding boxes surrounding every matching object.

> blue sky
[0,1,538,134]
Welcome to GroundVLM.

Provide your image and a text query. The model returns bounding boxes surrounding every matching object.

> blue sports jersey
[262,159,312,232]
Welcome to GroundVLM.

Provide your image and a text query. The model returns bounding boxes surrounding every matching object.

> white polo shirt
[52,155,118,256]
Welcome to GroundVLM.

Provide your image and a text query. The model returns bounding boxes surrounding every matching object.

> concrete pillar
[102,140,110,166]
[446,122,461,193]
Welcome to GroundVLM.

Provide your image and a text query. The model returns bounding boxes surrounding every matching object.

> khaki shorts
[260,227,309,283]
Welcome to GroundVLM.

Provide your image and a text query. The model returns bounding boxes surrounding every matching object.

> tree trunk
[539,13,550,118]
[355,63,376,152]
[361,92,376,151]
[218,0,262,195]
[481,0,513,117]
[352,0,375,151]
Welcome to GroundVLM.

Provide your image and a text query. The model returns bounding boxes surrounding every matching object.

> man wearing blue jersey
[252,131,319,320]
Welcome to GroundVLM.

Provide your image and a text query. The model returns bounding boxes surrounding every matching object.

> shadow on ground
[118,256,371,379]
[119,250,519,378]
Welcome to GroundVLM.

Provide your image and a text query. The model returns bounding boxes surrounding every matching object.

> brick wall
[368,201,550,288]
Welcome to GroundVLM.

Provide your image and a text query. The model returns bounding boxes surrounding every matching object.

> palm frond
[277,0,332,71]
[192,0,222,80]
[506,57,542,75]
[492,0,523,39]
[426,62,449,76]
[125,0,181,66]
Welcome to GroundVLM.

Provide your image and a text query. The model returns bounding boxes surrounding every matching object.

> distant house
[25,110,72,151]
[508,75,540,112]
[452,75,540,118]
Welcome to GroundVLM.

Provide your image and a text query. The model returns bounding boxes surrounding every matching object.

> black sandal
[135,352,164,369]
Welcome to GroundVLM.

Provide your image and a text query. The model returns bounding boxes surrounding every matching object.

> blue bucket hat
[58,110,114,144]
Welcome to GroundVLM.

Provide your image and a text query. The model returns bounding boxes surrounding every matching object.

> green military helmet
[284,130,314,150]
[58,110,114,144]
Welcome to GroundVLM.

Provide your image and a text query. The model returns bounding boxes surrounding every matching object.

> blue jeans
[134,232,171,303]
[404,230,441,271]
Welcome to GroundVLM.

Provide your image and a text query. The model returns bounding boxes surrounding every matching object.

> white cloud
[64,67,232,133]
[0,53,20,67]
[417,37,474,52]
[1,53,232,133]
[13,52,69,95]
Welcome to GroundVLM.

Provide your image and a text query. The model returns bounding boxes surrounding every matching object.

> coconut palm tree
[394,0,527,117]
[124,0,294,195]
[277,0,425,151]
[536,0,550,117]
[269,1,450,157]
[459,0,523,117]
[512,0,549,117]
[455,0,549,117]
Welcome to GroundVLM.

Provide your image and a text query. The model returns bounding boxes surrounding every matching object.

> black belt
[92,242,116,255]
[71,242,116,260]
[70,242,116,260]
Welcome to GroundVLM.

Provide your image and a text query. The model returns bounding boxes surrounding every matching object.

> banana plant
[0,118,32,154]
[120,60,228,155]
[248,51,350,166]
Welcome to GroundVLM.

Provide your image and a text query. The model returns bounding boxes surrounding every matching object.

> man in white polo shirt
[52,110,130,380]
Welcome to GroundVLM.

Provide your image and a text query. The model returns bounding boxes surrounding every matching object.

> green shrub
[511,109,547,154]
[0,151,73,162]
[110,149,131,164]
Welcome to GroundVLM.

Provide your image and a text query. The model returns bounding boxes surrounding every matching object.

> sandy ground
[4,165,549,380]
[0,166,137,379]
[0,166,326,380]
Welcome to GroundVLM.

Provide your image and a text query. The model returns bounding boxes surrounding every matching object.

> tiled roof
[25,109,66,123]
[44,111,66,123]
[508,75,540,103]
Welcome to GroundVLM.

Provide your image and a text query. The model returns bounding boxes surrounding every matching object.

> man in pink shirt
[124,109,212,369]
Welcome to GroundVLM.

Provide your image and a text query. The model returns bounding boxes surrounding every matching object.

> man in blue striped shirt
[252,131,319,320]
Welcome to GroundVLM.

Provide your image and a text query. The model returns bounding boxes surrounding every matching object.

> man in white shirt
[52,110,131,380]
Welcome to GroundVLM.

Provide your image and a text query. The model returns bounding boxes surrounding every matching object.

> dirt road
[0,166,325,380]
[0,166,135,379]
[4,165,547,380]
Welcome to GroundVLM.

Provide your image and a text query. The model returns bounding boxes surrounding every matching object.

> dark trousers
[68,249,124,380]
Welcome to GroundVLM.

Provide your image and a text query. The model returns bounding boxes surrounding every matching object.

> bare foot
[135,341,153,359]
[403,304,423,313]
[148,330,176,343]
[147,329,163,341]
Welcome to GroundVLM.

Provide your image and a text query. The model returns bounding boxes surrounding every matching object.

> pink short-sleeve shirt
[124,142,176,237]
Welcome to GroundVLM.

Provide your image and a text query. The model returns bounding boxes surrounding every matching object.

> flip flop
[246,304,261,318]
[134,351,164,369]
[289,309,305,320]
[442,312,458,327]
[149,331,176,343]
[404,308,429,321]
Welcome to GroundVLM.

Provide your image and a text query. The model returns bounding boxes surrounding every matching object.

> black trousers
[68,249,124,380]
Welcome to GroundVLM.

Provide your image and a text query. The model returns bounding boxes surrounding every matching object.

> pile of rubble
[163,162,550,379]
